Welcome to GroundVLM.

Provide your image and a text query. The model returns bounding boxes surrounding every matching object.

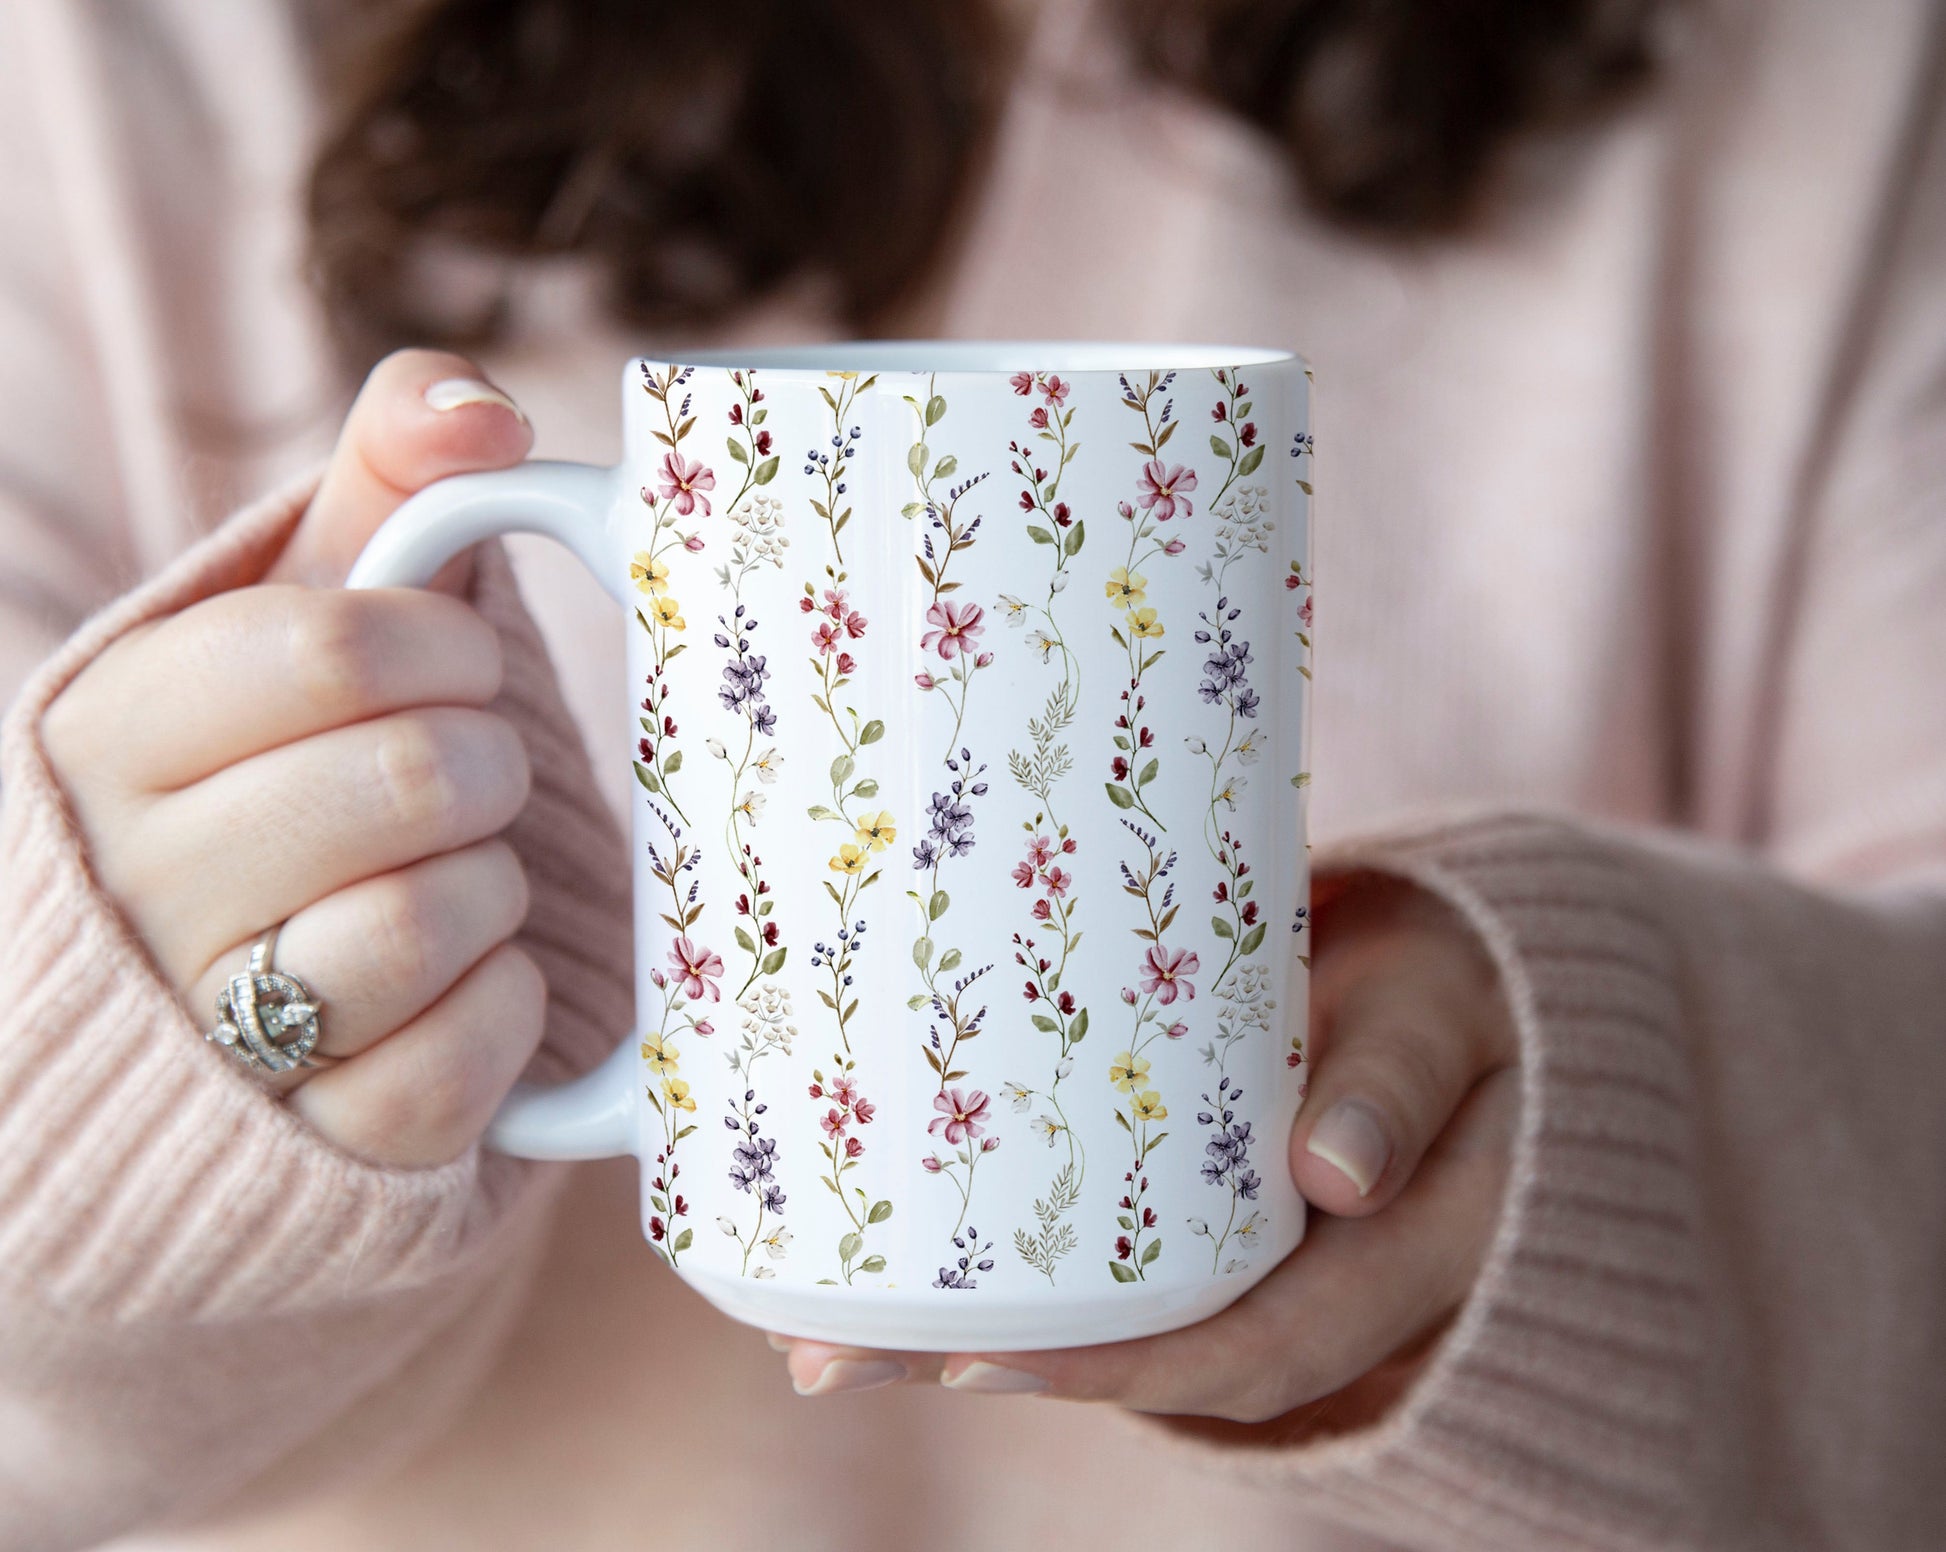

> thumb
[269,348,532,588]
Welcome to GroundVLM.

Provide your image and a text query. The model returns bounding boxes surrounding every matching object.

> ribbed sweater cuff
[0,475,632,1323]
[1160,812,1704,1552]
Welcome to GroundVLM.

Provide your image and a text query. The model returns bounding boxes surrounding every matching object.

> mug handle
[346,460,642,1162]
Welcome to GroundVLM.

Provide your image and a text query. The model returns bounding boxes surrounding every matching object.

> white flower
[753,1265,777,1279]
[1055,1056,1073,1081]
[997,593,1029,627]
[752,748,782,783]
[1221,1258,1247,1275]
[1215,773,1248,811]
[1032,1114,1062,1146]
[761,1224,793,1259]
[735,790,767,823]
[1025,629,1057,663]
[1049,569,1070,593]
[1235,729,1263,766]
[1184,735,1208,755]
[706,737,728,760]
[1236,1211,1262,1244]
[1003,1081,1034,1112]
[1187,1217,1209,1237]
[717,1216,738,1236]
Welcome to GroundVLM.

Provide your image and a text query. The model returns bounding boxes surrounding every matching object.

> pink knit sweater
[3,2,1944,1550]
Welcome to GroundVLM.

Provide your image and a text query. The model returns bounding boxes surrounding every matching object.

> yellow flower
[630,551,671,595]
[1125,606,1164,639]
[662,1077,696,1113]
[1105,567,1148,607]
[641,1033,680,1076]
[829,844,868,876]
[650,594,686,631]
[1108,1050,1150,1093]
[1131,1090,1168,1123]
[854,811,897,852]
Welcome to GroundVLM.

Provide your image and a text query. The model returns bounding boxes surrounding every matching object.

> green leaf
[1211,915,1235,940]
[1291,771,1312,789]
[762,945,788,975]
[851,779,879,799]
[831,754,855,786]
[675,1124,697,1141]
[1137,758,1159,789]
[1105,782,1135,810]
[907,442,929,478]
[933,454,958,480]
[1114,1108,1132,1133]
[868,1198,893,1224]
[1239,923,1267,957]
[664,749,683,775]
[1141,1237,1162,1266]
[735,925,757,954]
[925,394,946,426]
[908,993,932,1011]
[1296,479,1314,495]
[936,947,962,974]
[903,501,927,519]
[634,762,661,794]
[859,719,886,745]
[929,889,949,921]
[1026,524,1057,546]
[1238,444,1265,477]
[1117,1215,1135,1231]
[860,1254,887,1273]
[1063,520,1085,558]
[673,1227,694,1252]
[913,936,934,969]
[754,455,780,486]
[1210,434,1233,460]
[1108,1260,1138,1283]
[1069,1007,1089,1042]
[839,1231,864,1262]
[726,437,749,465]
[1030,1014,1059,1033]
[807,803,838,821]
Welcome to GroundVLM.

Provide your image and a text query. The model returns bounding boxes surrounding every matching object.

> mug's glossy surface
[353,343,1314,1350]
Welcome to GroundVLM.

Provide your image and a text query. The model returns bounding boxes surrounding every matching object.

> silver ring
[206,926,330,1075]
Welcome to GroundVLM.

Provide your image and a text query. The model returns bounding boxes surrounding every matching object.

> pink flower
[822,1107,850,1138]
[1042,374,1070,406]
[852,1096,876,1125]
[844,1135,864,1159]
[1163,537,1187,556]
[813,619,842,655]
[1136,459,1198,521]
[1140,944,1199,1005]
[1043,866,1072,899]
[1028,836,1055,867]
[657,451,716,517]
[921,599,986,660]
[844,610,868,639]
[1299,595,1314,626]
[822,588,849,620]
[1009,371,1034,396]
[1012,860,1037,889]
[915,671,937,690]
[1117,500,1135,520]
[928,1086,991,1145]
[667,936,725,1002]
[1165,1021,1189,1039]
[1031,898,1052,922]
[922,1154,945,1173]
[830,1076,857,1108]
[980,1135,1001,1153]
[836,652,857,676]
[1029,406,1049,430]
[974,651,993,668]
[694,1020,715,1037]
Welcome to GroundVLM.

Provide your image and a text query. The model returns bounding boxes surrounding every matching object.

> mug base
[674,1217,1303,1351]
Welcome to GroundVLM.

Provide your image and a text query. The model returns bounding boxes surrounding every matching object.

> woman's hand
[777,879,1519,1429]
[41,350,543,1167]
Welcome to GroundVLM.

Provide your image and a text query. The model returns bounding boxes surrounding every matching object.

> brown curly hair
[305,0,1666,361]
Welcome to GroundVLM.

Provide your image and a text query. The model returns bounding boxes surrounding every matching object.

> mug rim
[653,339,1305,374]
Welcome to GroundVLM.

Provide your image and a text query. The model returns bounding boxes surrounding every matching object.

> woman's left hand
[772,878,1519,1429]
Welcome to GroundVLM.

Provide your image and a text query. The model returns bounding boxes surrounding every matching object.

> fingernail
[765,1332,792,1353]
[424,378,527,421]
[793,1358,906,1397]
[1306,1098,1392,1197]
[941,1361,1048,1395]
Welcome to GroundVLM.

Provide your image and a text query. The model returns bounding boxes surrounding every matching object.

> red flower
[667,936,725,1001]
[844,609,868,638]
[928,1086,991,1145]
[1029,406,1049,430]
[763,921,781,945]
[1010,371,1034,396]
[852,1097,876,1125]
[1042,374,1070,406]
[1114,1235,1133,1260]
[921,599,986,661]
[1031,898,1052,922]
[728,403,744,426]
[844,1135,864,1159]
[808,1082,824,1099]
[1019,490,1035,512]
[1140,944,1200,1005]
[755,429,773,455]
[821,1107,850,1138]
[1057,990,1076,1015]
[1053,502,1072,526]
[1111,755,1130,781]
[1044,866,1072,899]
[1239,422,1258,447]
[657,451,716,517]
[813,619,842,655]
[836,652,857,676]
[1241,900,1260,926]
[650,1216,667,1241]
[1141,1207,1157,1228]
[1024,981,1041,1002]
[1061,837,1077,854]
[1211,402,1228,422]
[1013,860,1038,889]
[1137,459,1198,521]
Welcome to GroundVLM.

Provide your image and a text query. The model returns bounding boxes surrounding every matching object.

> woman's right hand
[40,350,548,1168]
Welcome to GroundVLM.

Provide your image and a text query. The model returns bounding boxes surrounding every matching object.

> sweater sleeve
[0,480,635,1550]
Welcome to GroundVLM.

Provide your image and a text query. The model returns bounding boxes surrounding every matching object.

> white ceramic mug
[349,342,1315,1350]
